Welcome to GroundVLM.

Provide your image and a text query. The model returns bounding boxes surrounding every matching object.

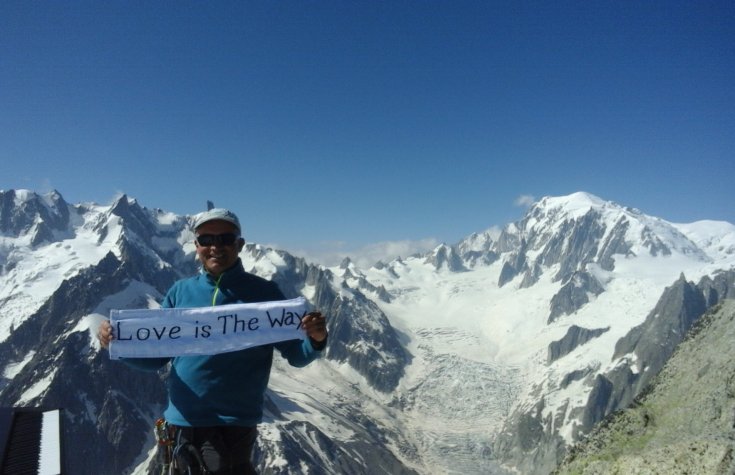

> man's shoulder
[162,274,205,308]
[165,273,211,297]
[240,271,283,290]
[240,270,275,285]
[234,271,285,300]
[171,273,205,287]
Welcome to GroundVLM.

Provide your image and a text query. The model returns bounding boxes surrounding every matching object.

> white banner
[109,297,308,359]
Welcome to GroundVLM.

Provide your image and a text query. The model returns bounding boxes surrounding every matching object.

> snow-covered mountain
[338,191,735,473]
[1,189,733,474]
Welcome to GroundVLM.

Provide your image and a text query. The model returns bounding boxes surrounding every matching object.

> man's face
[194,220,244,277]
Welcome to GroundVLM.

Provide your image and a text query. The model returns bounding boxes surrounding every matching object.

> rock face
[547,325,609,364]
[538,271,735,475]
[424,244,466,272]
[0,189,71,246]
[581,271,735,437]
[548,271,606,323]
[484,192,733,475]
[554,299,735,475]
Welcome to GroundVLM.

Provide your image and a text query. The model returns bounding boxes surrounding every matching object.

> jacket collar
[202,258,246,283]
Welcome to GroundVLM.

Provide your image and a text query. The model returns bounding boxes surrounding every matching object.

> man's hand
[98,320,114,349]
[302,311,328,348]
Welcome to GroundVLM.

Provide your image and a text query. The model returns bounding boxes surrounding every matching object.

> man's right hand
[97,320,114,349]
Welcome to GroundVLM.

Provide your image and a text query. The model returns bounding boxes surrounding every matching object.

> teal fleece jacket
[123,260,322,427]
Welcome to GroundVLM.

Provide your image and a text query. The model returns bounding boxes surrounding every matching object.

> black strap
[170,426,210,475]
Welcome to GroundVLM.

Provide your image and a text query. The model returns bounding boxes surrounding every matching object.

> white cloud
[39,178,54,194]
[279,237,440,268]
[514,194,535,208]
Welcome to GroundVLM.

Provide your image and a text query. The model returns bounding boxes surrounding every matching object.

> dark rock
[548,326,609,363]
[548,271,605,323]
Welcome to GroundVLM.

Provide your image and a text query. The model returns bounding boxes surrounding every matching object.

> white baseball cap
[192,208,241,234]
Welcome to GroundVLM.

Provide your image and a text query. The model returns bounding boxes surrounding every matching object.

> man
[98,208,328,474]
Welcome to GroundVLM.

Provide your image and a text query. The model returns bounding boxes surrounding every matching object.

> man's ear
[238,237,245,251]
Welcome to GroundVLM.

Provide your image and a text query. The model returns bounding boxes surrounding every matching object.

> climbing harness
[154,419,209,475]
[154,418,173,474]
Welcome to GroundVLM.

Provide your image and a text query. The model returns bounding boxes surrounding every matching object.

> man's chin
[204,261,227,275]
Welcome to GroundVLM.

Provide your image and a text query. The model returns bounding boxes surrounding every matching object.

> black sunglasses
[195,233,240,247]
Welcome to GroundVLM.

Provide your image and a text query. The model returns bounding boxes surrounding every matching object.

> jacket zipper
[212,274,223,306]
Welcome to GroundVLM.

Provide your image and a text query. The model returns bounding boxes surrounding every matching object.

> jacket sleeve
[120,356,170,372]
[274,337,323,368]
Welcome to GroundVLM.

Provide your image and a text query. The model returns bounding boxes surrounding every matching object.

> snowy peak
[674,220,735,260]
[535,191,608,215]
[0,190,197,344]
[511,192,709,281]
[100,194,195,270]
[424,243,466,272]
[339,193,728,311]
[523,192,704,256]
[357,191,713,287]
[0,189,72,246]
[107,194,159,244]
[456,230,500,267]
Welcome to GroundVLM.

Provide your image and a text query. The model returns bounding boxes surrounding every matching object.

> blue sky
[1,1,733,264]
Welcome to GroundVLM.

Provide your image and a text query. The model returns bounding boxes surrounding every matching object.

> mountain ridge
[1,188,733,474]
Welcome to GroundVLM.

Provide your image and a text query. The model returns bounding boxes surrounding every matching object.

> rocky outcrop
[596,217,633,270]
[355,276,393,303]
[493,399,567,475]
[456,231,499,268]
[0,189,72,246]
[580,270,735,436]
[495,270,735,475]
[498,240,530,287]
[699,270,735,306]
[548,325,609,363]
[327,289,410,392]
[424,244,466,272]
[614,273,707,360]
[536,210,607,282]
[548,271,605,323]
[554,300,735,475]
[573,274,707,439]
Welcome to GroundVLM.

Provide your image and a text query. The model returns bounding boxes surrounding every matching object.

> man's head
[192,208,245,277]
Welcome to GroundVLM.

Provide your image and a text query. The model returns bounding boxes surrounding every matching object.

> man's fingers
[98,321,114,348]
[302,311,327,341]
[303,313,326,327]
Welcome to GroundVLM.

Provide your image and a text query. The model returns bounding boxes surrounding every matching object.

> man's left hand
[302,311,328,346]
